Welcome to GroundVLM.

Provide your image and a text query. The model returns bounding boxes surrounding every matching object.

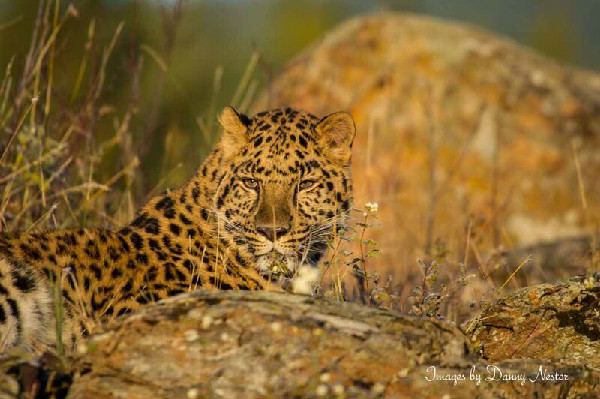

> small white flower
[292,265,320,295]
[365,202,379,213]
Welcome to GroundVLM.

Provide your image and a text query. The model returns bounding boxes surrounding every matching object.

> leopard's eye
[299,179,317,191]
[242,178,259,190]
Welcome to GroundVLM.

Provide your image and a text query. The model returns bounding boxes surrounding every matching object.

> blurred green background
[1,0,599,195]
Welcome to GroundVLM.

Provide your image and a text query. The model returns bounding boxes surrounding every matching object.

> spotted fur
[0,107,355,352]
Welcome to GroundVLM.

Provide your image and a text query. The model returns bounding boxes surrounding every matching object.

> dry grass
[0,2,137,234]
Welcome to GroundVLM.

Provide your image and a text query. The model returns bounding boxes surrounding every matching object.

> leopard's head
[214,107,355,279]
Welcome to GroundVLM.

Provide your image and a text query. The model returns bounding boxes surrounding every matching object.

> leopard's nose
[256,226,288,241]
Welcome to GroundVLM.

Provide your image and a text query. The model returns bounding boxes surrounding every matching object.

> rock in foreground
[467,273,600,367]
[63,290,599,399]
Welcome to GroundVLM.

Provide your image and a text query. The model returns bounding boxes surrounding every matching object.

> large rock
[63,291,600,398]
[253,13,600,290]
[67,291,470,398]
[4,285,600,398]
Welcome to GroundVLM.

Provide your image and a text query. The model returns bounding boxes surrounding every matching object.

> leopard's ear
[314,111,356,165]
[218,106,251,158]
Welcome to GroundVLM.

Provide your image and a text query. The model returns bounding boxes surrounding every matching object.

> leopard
[0,106,355,353]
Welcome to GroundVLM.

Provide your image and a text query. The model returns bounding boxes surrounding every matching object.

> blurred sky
[101,0,600,70]
[1,0,598,189]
